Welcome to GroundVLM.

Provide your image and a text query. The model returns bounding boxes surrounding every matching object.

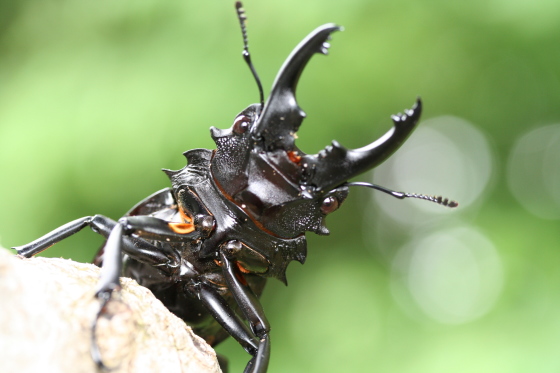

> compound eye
[232,115,251,134]
[320,195,339,215]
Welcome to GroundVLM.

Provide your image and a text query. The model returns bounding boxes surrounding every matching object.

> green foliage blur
[1,0,560,372]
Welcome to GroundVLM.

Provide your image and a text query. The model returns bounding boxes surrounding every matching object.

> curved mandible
[251,24,342,151]
[302,98,422,193]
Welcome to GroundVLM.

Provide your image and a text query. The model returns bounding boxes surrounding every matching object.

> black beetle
[13,2,457,372]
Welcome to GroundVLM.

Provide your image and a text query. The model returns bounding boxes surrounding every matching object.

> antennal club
[347,181,458,208]
[235,1,265,108]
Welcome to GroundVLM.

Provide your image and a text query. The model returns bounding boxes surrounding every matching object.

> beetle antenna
[235,1,265,108]
[346,181,458,208]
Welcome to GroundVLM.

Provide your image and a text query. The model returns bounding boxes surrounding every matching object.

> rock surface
[0,248,221,373]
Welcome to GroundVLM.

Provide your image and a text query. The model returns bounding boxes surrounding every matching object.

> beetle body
[13,3,456,372]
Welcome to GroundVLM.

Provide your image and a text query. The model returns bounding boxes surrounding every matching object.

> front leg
[219,240,271,373]
[187,277,269,373]
[91,222,124,369]
[87,217,189,368]
[95,213,214,300]
[15,214,203,368]
[89,213,217,368]
[13,215,181,269]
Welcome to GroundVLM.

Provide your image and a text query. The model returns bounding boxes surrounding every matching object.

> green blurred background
[1,0,560,372]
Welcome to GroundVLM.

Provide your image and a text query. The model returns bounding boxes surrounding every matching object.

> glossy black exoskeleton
[12,2,457,372]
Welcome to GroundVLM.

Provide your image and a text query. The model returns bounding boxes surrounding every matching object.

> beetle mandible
[12,2,457,372]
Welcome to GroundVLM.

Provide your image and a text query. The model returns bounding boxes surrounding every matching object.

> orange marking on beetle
[168,222,195,234]
[287,150,301,163]
[235,269,249,285]
[236,262,251,274]
[178,207,193,224]
[168,204,196,234]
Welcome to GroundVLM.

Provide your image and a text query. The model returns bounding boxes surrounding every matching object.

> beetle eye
[320,196,339,215]
[232,115,251,134]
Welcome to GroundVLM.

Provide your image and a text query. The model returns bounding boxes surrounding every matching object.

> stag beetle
[13,2,457,372]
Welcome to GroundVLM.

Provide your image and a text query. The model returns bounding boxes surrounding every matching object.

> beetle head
[210,24,422,238]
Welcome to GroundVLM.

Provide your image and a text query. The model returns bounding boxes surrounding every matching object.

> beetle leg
[243,335,270,373]
[13,215,180,270]
[95,223,124,297]
[219,248,269,336]
[90,215,204,368]
[90,222,124,369]
[219,241,271,373]
[188,277,270,373]
[187,281,259,355]
[72,218,180,369]
[12,215,192,368]
[14,216,94,257]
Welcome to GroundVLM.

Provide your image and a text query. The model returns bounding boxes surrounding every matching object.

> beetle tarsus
[91,292,117,371]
